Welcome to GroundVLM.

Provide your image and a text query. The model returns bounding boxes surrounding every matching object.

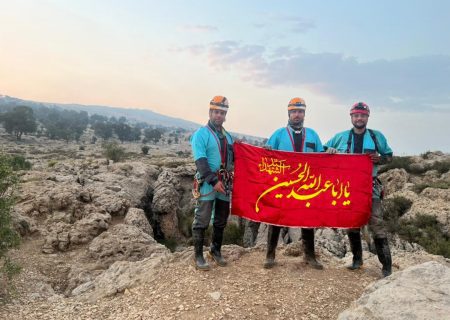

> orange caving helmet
[350,102,370,115]
[287,97,306,111]
[209,96,229,111]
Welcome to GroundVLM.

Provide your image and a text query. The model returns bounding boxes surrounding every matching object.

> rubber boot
[375,237,392,277]
[347,231,363,270]
[192,228,210,271]
[209,227,227,267]
[264,225,281,269]
[302,229,323,270]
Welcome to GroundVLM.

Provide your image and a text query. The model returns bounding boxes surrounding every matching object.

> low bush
[397,214,450,258]
[223,222,245,246]
[383,196,413,233]
[102,141,126,162]
[431,160,450,174]
[412,180,450,194]
[8,155,32,171]
[141,145,150,155]
[378,156,413,174]
[0,155,21,299]
[47,160,58,167]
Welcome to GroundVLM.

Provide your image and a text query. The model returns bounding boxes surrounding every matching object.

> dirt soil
[1,240,379,320]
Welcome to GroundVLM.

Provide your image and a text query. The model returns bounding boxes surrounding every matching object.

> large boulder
[69,212,111,245]
[338,261,450,320]
[42,222,71,253]
[75,252,170,301]
[124,207,153,237]
[93,191,131,216]
[88,224,167,268]
[405,197,450,232]
[152,169,180,215]
[152,169,181,238]
[379,168,409,196]
[41,212,111,253]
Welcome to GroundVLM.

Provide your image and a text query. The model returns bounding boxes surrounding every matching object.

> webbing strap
[286,127,305,152]
[345,128,379,154]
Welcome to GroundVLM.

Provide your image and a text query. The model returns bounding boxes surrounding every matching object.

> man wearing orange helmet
[190,96,234,271]
[325,102,393,277]
[263,97,325,270]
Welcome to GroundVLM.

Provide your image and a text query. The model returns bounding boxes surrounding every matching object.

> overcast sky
[1,0,449,154]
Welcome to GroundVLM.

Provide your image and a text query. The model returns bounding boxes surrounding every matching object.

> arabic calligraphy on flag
[231,142,373,228]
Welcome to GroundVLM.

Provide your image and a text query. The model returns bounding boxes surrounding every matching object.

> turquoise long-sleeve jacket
[191,125,233,201]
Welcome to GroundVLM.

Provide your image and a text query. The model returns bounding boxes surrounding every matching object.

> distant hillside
[0,94,201,130]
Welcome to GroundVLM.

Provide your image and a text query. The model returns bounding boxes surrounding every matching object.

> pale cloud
[179,41,450,112]
[282,16,315,33]
[253,14,315,33]
[206,41,266,68]
[179,25,218,33]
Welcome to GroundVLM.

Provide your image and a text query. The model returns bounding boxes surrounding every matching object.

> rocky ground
[1,132,450,319]
[1,243,378,320]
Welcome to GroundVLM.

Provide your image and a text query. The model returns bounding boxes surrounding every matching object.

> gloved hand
[263,145,272,150]
[213,181,226,194]
[369,153,381,164]
[326,147,338,154]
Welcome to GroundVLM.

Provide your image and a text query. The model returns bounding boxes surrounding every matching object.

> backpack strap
[346,128,380,154]
[367,129,380,154]
[345,130,353,154]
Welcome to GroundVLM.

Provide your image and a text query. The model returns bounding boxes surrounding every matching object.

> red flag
[231,142,373,228]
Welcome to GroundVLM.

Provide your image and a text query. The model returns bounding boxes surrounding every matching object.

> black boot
[192,228,210,271]
[302,229,323,270]
[209,227,227,267]
[375,238,392,277]
[347,231,363,270]
[264,226,281,269]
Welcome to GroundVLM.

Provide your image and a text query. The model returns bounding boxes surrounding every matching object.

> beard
[353,122,366,129]
[288,119,303,129]
[210,118,224,128]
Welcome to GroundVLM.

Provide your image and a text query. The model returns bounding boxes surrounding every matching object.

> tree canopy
[0,106,37,140]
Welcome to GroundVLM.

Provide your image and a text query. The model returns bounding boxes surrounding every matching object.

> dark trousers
[192,199,230,230]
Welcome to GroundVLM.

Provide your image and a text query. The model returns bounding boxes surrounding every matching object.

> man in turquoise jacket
[264,97,324,270]
[325,102,393,277]
[190,96,234,271]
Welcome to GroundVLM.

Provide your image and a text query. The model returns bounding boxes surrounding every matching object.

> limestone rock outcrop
[338,261,450,320]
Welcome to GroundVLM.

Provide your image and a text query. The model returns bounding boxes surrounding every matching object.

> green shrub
[141,145,150,155]
[159,237,178,252]
[420,151,433,159]
[412,180,450,194]
[223,222,245,246]
[407,163,429,175]
[383,196,413,233]
[397,214,450,258]
[0,155,21,298]
[379,156,450,175]
[202,222,245,246]
[378,156,413,174]
[102,142,126,162]
[178,206,195,238]
[431,160,450,174]
[47,160,58,167]
[8,155,32,171]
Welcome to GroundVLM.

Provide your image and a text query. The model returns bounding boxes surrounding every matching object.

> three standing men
[190,96,234,270]
[190,97,393,278]
[325,102,393,277]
